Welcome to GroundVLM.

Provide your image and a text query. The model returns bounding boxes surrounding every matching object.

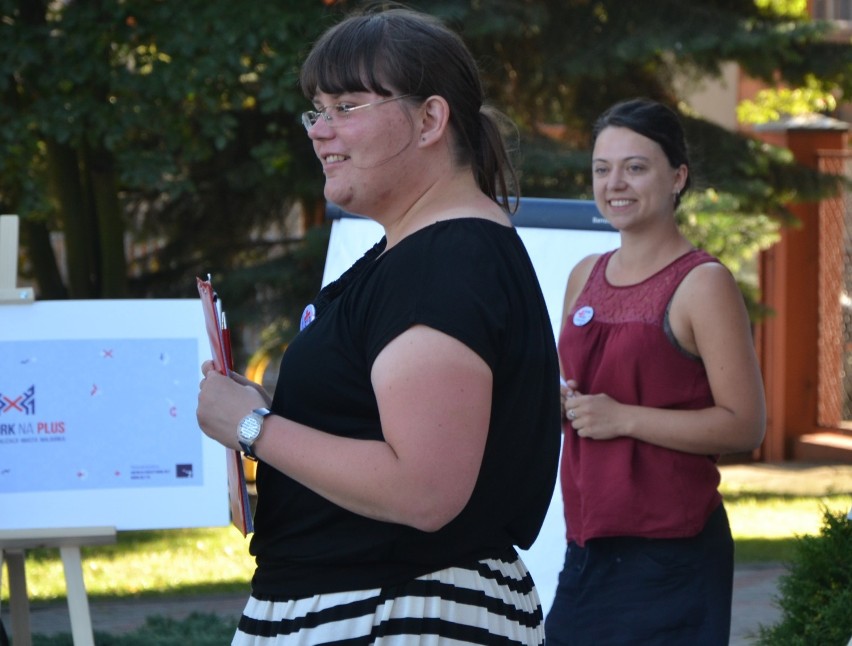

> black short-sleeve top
[249,218,562,598]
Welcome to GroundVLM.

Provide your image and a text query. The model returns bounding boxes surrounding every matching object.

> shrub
[756,506,852,645]
[32,613,235,646]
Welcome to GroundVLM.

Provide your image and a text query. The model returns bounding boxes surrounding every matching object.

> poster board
[0,300,230,531]
[322,197,620,615]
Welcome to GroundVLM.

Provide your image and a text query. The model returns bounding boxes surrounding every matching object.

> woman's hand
[564,391,630,441]
[560,378,578,420]
[228,369,273,407]
[196,360,269,450]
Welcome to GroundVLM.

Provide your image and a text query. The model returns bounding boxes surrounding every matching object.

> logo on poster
[0,386,66,442]
[1,385,35,415]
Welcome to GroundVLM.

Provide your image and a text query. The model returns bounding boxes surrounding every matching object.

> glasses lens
[302,111,318,129]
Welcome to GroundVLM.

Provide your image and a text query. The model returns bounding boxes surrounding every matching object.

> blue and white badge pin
[300,303,316,331]
[573,305,594,327]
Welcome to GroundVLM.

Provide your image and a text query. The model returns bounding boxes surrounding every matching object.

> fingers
[200,360,216,378]
[561,394,574,420]
[561,381,582,422]
[230,371,252,386]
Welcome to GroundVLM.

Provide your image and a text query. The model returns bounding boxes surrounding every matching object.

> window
[813,0,852,21]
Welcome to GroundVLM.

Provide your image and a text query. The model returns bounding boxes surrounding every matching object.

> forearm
[252,415,468,532]
[619,403,765,455]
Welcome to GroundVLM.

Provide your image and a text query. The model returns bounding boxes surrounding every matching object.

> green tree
[1,0,849,356]
[0,0,330,303]
[416,0,849,204]
[408,0,850,315]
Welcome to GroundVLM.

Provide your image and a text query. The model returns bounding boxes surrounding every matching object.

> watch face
[239,414,262,443]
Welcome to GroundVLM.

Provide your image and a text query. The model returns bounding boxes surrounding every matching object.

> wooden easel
[0,528,116,646]
[0,215,116,645]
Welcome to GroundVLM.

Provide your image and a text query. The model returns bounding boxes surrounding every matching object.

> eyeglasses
[301,94,412,130]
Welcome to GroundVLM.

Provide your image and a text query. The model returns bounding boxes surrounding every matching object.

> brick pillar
[754,115,849,461]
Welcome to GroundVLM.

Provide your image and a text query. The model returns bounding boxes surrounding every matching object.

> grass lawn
[720,461,852,562]
[725,493,851,562]
[1,527,256,603]
[3,495,850,603]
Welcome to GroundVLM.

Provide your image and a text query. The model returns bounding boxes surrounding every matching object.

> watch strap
[239,439,259,460]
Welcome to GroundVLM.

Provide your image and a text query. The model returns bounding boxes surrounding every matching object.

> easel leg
[60,546,95,646]
[5,549,32,646]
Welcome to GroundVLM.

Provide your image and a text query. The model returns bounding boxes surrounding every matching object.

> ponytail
[476,107,520,214]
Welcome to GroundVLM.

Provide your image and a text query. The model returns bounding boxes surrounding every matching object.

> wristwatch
[238,408,272,460]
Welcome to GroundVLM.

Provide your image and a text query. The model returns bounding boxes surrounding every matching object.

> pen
[221,310,234,372]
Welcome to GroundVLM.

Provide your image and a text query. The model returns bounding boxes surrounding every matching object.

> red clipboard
[197,275,254,536]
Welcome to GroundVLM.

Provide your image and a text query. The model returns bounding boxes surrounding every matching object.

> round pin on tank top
[573,305,594,326]
[300,303,316,330]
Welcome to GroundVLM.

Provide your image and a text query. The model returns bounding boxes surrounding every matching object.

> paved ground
[729,562,785,644]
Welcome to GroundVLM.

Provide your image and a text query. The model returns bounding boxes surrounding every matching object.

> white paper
[0,300,229,531]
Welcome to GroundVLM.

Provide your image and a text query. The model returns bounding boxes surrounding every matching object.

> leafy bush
[756,507,852,645]
[32,613,234,646]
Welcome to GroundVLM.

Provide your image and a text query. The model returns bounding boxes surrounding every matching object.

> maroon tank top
[558,248,722,545]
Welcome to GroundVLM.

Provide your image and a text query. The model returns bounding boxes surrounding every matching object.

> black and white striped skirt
[232,553,544,645]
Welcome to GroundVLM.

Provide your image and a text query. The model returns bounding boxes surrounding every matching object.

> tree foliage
[0,0,328,303]
[1,0,850,356]
[410,0,849,204]
[411,0,849,320]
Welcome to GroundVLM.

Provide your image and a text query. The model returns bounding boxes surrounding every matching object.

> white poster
[322,198,620,615]
[0,300,230,531]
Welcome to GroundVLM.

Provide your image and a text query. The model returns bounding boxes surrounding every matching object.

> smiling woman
[545,98,767,645]
[195,5,561,645]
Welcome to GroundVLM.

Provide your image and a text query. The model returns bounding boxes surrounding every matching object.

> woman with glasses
[197,6,561,644]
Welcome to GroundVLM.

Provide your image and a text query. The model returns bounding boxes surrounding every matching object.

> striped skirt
[232,553,544,645]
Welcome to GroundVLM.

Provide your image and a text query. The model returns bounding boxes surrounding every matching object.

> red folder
[197,276,254,536]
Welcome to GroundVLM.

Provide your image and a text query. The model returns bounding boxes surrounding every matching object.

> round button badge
[300,303,316,330]
[573,305,594,327]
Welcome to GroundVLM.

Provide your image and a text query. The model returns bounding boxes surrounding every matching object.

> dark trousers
[544,504,734,645]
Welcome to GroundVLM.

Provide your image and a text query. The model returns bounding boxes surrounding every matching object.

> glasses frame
[301,94,412,131]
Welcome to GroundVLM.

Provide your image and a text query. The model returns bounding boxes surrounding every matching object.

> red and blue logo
[0,385,35,415]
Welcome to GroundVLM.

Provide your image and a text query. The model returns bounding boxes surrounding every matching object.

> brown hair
[300,6,519,212]
[594,98,692,207]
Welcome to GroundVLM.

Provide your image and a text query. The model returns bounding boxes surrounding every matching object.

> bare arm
[566,263,766,455]
[197,324,491,532]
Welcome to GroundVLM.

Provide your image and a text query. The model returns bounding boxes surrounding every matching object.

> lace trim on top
[584,249,706,361]
[584,249,698,325]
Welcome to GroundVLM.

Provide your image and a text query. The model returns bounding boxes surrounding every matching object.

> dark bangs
[300,13,405,99]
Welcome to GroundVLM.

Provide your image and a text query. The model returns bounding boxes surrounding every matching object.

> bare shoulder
[572,253,602,278]
[678,260,750,330]
[566,254,601,297]
[670,259,752,358]
[681,260,741,302]
[560,253,602,327]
